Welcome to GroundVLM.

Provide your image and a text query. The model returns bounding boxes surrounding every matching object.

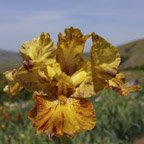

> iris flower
[3,27,140,138]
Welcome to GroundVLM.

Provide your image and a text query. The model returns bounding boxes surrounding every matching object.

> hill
[118,38,144,68]
[0,50,22,73]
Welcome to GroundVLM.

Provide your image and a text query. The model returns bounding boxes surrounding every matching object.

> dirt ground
[123,71,144,83]
[134,138,144,144]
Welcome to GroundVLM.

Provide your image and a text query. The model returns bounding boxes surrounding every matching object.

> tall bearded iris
[3,27,140,139]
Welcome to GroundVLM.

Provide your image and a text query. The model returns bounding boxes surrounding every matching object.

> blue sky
[0,0,144,51]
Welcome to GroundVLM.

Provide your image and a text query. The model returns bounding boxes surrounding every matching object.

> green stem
[53,136,72,144]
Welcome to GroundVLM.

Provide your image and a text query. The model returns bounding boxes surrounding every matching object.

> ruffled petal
[56,27,91,75]
[71,71,87,87]
[71,76,95,98]
[20,32,55,63]
[71,67,95,98]
[108,73,141,96]
[3,69,22,96]
[15,66,49,93]
[55,73,75,97]
[90,33,121,92]
[15,60,61,94]
[29,95,96,137]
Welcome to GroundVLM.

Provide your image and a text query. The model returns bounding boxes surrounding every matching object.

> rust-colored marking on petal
[29,95,96,137]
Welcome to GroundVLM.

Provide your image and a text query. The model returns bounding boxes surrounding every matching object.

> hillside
[118,38,144,68]
[0,50,22,72]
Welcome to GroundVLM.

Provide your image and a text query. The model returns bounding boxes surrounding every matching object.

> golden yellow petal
[15,60,62,94]
[55,73,75,97]
[56,27,91,75]
[29,95,96,137]
[3,70,22,96]
[90,33,121,92]
[108,73,141,96]
[70,60,96,98]
[15,66,52,94]
[38,61,62,83]
[71,71,87,87]
[20,32,55,63]
[71,76,95,98]
[46,61,62,81]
